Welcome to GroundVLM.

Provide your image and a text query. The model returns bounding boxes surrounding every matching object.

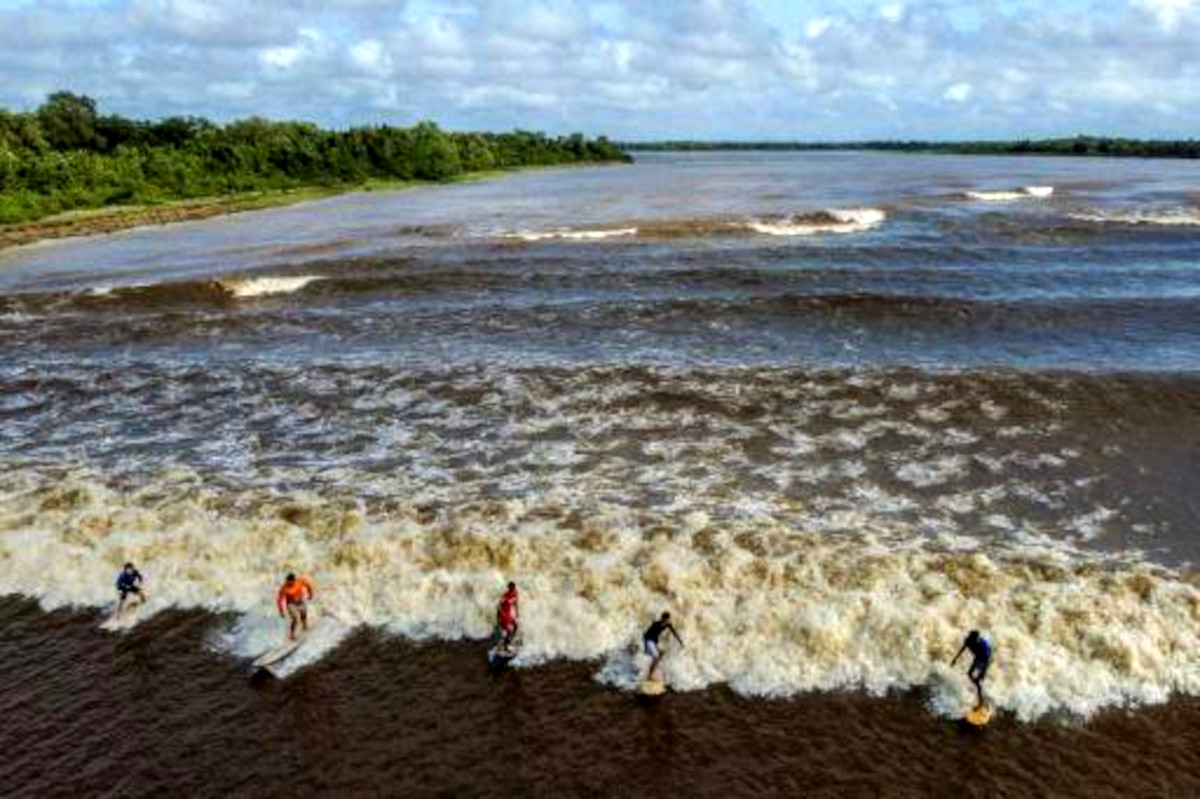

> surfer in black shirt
[643,612,684,682]
[115,563,145,616]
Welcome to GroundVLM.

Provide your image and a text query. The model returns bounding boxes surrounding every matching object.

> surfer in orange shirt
[276,573,315,640]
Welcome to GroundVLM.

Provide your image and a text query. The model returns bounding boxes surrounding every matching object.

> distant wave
[0,274,329,313]
[744,208,886,236]
[503,227,639,242]
[1068,208,1200,227]
[502,208,886,242]
[964,186,1055,202]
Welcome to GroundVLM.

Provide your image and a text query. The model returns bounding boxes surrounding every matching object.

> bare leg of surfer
[970,668,984,708]
[287,606,299,640]
[117,588,144,617]
[647,652,664,682]
[503,622,517,652]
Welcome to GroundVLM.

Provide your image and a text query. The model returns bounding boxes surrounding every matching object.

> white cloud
[260,46,302,70]
[1133,0,1194,30]
[805,17,831,38]
[349,39,387,74]
[943,82,972,103]
[0,0,1198,139]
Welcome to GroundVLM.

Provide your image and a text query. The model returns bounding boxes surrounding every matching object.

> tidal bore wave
[1,363,1198,720]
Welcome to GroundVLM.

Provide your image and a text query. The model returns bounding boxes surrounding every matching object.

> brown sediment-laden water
[1,152,1200,796]
[2,598,1199,797]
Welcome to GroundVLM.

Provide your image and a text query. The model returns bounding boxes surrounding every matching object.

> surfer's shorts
[970,657,990,680]
[118,586,141,600]
[644,639,660,658]
[286,599,307,613]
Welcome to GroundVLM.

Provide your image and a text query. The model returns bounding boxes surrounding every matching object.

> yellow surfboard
[637,678,668,697]
[964,705,993,726]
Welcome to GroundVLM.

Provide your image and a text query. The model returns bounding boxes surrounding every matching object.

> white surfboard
[252,637,305,670]
[101,599,148,632]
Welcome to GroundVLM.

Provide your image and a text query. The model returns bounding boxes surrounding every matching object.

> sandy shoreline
[0,167,552,254]
[2,597,1197,797]
[0,189,348,253]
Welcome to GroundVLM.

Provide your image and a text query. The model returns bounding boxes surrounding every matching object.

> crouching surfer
[115,562,146,616]
[276,573,315,641]
[950,629,992,709]
[643,612,684,683]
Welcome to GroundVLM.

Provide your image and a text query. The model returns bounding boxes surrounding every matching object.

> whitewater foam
[746,208,886,236]
[504,227,638,242]
[1,470,1197,720]
[219,275,323,298]
[964,186,1055,202]
[0,364,1196,719]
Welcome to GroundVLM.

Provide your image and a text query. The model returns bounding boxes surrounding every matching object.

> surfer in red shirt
[497,581,519,651]
[276,573,315,640]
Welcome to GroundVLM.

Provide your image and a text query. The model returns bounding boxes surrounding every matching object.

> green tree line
[622,137,1200,158]
[0,92,631,224]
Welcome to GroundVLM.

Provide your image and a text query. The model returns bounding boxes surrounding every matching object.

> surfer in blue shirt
[115,562,146,616]
[950,630,992,708]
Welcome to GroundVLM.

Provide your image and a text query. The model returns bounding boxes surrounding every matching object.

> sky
[0,0,1198,140]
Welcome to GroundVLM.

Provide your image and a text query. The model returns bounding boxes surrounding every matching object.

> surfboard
[252,637,304,670]
[964,705,993,727]
[487,642,520,670]
[101,599,147,632]
[637,678,668,697]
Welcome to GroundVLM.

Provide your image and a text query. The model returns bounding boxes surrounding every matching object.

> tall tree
[37,92,103,151]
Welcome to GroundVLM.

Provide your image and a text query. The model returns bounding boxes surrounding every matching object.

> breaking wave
[1,364,1198,717]
[0,471,1196,718]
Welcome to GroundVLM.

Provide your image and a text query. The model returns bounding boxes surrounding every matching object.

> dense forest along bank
[0,91,630,247]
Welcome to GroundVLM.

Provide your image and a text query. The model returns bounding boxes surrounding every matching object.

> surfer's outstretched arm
[950,644,966,666]
[671,625,685,648]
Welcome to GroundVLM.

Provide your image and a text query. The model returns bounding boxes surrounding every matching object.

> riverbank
[1,598,1197,798]
[0,168,553,253]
